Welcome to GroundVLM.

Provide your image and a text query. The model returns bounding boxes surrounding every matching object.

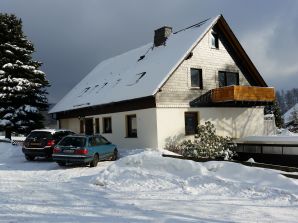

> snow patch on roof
[50,16,220,113]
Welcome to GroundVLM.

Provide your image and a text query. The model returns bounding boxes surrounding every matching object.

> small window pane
[95,118,100,134]
[211,32,219,49]
[190,68,203,89]
[185,112,198,135]
[226,72,239,86]
[218,72,226,87]
[80,120,84,133]
[127,115,137,138]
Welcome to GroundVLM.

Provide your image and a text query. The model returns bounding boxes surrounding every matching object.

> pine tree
[0,13,49,139]
[265,100,284,128]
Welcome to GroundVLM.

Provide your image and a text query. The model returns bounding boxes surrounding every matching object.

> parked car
[52,134,118,167]
[22,129,76,161]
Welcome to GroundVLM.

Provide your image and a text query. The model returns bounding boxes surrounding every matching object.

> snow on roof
[50,16,220,113]
[283,103,298,124]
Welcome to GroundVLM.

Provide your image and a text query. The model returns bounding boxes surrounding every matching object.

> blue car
[52,134,118,167]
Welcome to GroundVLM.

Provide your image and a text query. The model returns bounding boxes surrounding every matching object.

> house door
[85,118,94,135]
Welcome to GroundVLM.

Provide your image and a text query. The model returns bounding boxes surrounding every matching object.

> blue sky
[1,0,298,102]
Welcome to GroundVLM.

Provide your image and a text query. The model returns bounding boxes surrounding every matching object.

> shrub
[166,121,236,160]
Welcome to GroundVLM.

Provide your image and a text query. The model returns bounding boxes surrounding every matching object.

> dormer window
[211,31,219,49]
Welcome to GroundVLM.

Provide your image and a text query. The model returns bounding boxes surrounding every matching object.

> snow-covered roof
[50,16,221,113]
[283,103,298,124]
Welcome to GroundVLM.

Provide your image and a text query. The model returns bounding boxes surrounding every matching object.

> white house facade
[50,15,275,149]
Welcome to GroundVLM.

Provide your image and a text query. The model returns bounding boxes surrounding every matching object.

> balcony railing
[190,85,275,107]
[211,86,275,103]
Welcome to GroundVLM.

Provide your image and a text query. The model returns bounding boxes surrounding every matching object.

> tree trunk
[5,128,12,140]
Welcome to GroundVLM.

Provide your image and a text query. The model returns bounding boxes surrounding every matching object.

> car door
[98,136,114,157]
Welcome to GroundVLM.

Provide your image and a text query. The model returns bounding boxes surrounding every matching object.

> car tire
[25,155,35,161]
[90,154,99,167]
[111,148,118,161]
[57,162,66,167]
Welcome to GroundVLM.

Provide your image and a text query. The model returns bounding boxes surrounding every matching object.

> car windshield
[58,137,86,147]
[27,131,53,140]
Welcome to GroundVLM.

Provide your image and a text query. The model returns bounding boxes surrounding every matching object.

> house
[283,103,298,132]
[49,15,275,149]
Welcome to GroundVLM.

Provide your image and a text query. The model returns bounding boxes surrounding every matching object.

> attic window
[211,31,219,49]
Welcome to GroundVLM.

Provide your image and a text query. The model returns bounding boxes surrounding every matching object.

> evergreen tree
[0,13,49,139]
[265,99,284,128]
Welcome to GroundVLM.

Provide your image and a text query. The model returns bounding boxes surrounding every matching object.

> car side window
[88,137,97,146]
[99,136,110,145]
[95,137,102,146]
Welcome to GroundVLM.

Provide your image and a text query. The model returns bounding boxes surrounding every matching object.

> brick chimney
[154,26,172,47]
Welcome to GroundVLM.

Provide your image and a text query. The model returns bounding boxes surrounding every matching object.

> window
[185,112,198,135]
[211,31,219,49]
[218,71,239,87]
[126,115,137,138]
[190,68,203,89]
[103,117,112,133]
[80,120,84,133]
[95,118,100,134]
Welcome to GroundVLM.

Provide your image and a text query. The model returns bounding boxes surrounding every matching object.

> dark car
[52,134,118,167]
[22,129,76,161]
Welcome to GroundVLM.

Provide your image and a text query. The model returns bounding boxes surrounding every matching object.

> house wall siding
[156,29,250,106]
[59,108,158,149]
[156,107,264,148]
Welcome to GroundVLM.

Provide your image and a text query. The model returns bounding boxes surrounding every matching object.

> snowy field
[1,143,298,222]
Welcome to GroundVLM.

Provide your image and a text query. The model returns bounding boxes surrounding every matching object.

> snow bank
[0,142,23,164]
[93,150,298,202]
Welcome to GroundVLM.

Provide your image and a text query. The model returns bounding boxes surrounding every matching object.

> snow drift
[94,150,298,202]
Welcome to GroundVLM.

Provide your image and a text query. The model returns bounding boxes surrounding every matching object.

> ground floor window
[185,112,198,135]
[126,114,137,138]
[103,117,112,133]
[95,118,100,134]
[80,120,84,133]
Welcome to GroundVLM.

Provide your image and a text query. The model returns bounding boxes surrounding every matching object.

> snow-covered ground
[1,143,298,222]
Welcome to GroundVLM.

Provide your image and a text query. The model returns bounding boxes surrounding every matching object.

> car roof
[31,129,73,134]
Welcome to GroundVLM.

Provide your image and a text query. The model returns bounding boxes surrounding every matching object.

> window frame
[102,117,112,134]
[218,71,239,87]
[126,114,138,138]
[184,112,199,135]
[190,68,203,89]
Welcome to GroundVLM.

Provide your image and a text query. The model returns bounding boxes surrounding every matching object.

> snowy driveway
[1,143,298,223]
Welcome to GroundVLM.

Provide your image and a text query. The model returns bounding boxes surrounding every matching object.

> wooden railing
[211,86,275,103]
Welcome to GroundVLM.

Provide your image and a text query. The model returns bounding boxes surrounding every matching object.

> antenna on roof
[173,18,211,34]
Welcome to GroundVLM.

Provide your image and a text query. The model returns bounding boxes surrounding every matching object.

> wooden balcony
[190,85,275,107]
[211,86,275,103]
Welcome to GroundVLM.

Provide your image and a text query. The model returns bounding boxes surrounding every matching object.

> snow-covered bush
[166,121,236,160]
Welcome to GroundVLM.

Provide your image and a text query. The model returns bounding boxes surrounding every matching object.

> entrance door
[85,118,94,135]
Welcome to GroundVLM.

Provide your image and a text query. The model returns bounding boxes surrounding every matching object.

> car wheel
[111,148,118,161]
[57,162,66,167]
[25,155,35,161]
[90,154,99,167]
